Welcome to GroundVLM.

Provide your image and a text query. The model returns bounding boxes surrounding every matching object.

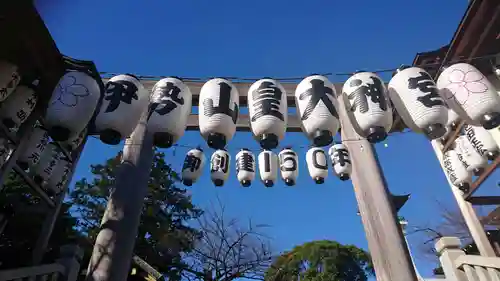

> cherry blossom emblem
[53,75,90,107]
[444,69,488,105]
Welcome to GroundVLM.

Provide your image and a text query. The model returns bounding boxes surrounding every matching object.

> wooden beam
[464,155,500,200]
[441,121,465,152]
[468,196,500,205]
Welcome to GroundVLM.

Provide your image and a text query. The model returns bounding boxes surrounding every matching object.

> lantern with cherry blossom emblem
[328,143,352,181]
[0,61,20,102]
[147,77,192,148]
[342,72,393,143]
[278,148,298,186]
[60,127,87,151]
[199,78,239,149]
[388,67,448,139]
[236,148,256,187]
[17,126,50,170]
[248,78,287,149]
[210,149,230,186]
[0,138,13,168]
[258,150,278,187]
[95,74,149,145]
[455,136,487,176]
[33,143,59,186]
[181,147,206,186]
[442,149,471,193]
[463,124,499,160]
[46,157,71,195]
[295,75,340,146]
[306,147,328,184]
[437,63,500,130]
[44,71,100,141]
[0,80,38,128]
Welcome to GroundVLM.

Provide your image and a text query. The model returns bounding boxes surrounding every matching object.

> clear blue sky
[35,0,500,279]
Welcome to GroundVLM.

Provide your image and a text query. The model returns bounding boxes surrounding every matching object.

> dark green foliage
[265,240,374,281]
[69,150,203,280]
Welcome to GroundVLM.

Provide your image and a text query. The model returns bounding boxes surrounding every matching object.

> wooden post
[86,111,154,281]
[338,96,418,281]
[435,237,467,281]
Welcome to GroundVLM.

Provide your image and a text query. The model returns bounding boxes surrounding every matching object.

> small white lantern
[147,77,192,148]
[0,82,38,128]
[46,157,71,195]
[199,78,239,149]
[210,149,230,186]
[33,143,59,186]
[95,74,149,145]
[442,149,471,192]
[248,78,287,149]
[328,143,352,181]
[0,61,20,102]
[45,71,100,141]
[278,148,298,186]
[0,138,13,168]
[258,150,278,187]
[295,75,340,146]
[437,63,500,130]
[455,136,487,176]
[306,147,328,184]
[342,72,393,143]
[17,126,50,170]
[235,148,256,187]
[388,67,448,139]
[60,127,87,151]
[463,124,499,160]
[181,147,206,186]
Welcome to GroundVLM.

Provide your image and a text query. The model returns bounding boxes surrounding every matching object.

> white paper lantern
[306,147,328,184]
[455,136,487,176]
[437,63,500,129]
[0,82,38,128]
[442,149,471,192]
[388,67,448,139]
[278,148,298,186]
[328,143,352,181]
[33,143,59,186]
[17,126,50,170]
[235,148,256,187]
[181,147,206,186]
[295,75,339,146]
[199,78,239,149]
[0,138,13,168]
[60,127,87,151]
[46,157,71,195]
[95,74,149,145]
[248,78,287,149]
[342,72,393,143]
[210,149,230,186]
[0,61,20,102]
[45,71,100,141]
[148,77,192,148]
[258,150,278,187]
[463,124,499,160]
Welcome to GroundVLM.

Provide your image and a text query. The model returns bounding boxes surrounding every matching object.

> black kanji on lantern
[148,82,185,119]
[237,152,255,173]
[104,80,139,113]
[203,82,239,123]
[183,154,202,173]
[299,79,338,120]
[211,153,229,173]
[348,76,388,113]
[16,110,27,122]
[26,93,37,110]
[279,151,297,172]
[251,81,284,122]
[333,148,350,167]
[312,150,328,170]
[407,71,446,108]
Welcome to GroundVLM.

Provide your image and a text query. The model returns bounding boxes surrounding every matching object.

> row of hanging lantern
[181,144,352,187]
[441,123,499,192]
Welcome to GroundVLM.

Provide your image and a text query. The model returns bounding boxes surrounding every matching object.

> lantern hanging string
[97,53,499,82]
